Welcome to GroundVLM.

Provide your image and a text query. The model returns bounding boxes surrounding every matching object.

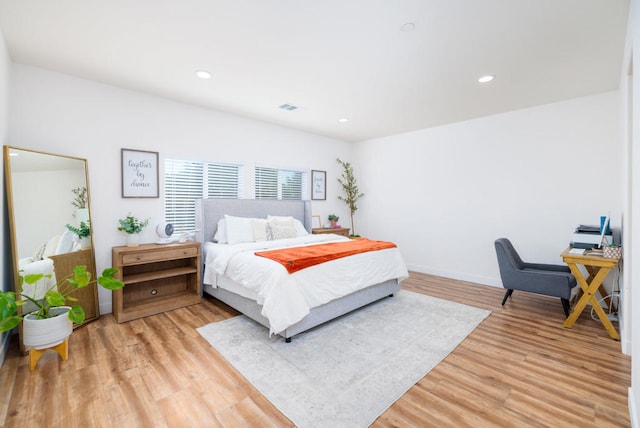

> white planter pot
[75,208,89,224]
[126,233,140,247]
[23,306,73,350]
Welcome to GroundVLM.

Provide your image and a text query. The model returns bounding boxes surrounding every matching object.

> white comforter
[203,234,409,334]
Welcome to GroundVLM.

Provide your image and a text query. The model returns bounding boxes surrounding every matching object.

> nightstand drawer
[121,246,198,265]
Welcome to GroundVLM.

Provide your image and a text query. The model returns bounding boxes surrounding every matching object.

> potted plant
[65,221,91,249]
[117,214,150,246]
[336,158,364,237]
[71,186,89,223]
[0,266,124,351]
[328,214,340,228]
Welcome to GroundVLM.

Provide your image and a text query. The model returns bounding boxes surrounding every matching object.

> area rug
[197,290,490,428]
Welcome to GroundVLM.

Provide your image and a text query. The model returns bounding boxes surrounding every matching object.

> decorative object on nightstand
[117,213,150,246]
[336,158,364,237]
[155,222,176,244]
[328,214,339,228]
[112,242,201,323]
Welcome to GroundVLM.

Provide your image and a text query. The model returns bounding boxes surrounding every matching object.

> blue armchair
[494,238,577,316]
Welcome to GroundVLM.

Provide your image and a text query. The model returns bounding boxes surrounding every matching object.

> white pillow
[267,215,309,236]
[293,219,309,236]
[43,235,61,258]
[55,230,75,254]
[213,219,227,243]
[266,217,298,240]
[31,242,47,262]
[251,219,268,242]
[224,215,255,245]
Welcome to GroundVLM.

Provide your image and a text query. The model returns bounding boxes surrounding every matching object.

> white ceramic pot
[126,233,140,247]
[23,306,73,350]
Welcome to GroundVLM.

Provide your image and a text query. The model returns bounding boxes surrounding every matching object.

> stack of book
[570,225,612,249]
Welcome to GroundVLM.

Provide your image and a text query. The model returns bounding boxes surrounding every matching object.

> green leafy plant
[336,158,364,237]
[65,221,90,239]
[0,266,124,332]
[71,186,88,209]
[328,214,339,221]
[117,214,149,235]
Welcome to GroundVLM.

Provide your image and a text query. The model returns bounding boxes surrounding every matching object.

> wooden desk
[312,227,350,237]
[561,248,620,340]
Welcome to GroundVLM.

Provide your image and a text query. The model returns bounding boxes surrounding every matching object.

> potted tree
[336,158,365,237]
[117,214,150,247]
[0,266,124,352]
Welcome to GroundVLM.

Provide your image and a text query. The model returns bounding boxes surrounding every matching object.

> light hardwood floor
[0,272,631,427]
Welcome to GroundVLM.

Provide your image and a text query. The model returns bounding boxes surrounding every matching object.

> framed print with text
[311,215,322,229]
[311,170,326,200]
[121,148,159,198]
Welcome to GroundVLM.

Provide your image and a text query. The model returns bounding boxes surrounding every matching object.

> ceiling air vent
[279,103,299,111]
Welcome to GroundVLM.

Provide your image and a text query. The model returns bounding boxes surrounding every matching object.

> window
[164,158,244,231]
[255,166,309,200]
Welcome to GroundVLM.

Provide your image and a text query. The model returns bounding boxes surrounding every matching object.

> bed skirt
[203,278,401,341]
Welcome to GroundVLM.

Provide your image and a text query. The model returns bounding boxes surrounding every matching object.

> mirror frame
[3,145,99,353]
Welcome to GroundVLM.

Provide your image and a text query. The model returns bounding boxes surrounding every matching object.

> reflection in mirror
[4,146,99,352]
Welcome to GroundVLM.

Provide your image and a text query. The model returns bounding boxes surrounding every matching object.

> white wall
[623,0,640,425]
[0,25,10,367]
[8,64,354,314]
[354,92,620,286]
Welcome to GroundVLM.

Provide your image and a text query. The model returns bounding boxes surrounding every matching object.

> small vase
[330,220,338,228]
[126,233,140,247]
[23,306,73,350]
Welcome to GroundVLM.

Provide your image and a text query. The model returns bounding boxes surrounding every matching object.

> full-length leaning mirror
[4,146,99,351]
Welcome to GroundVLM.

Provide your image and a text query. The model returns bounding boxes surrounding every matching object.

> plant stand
[29,338,68,371]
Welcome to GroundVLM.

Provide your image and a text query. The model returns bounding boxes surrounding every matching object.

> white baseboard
[630,387,638,428]
[405,264,501,288]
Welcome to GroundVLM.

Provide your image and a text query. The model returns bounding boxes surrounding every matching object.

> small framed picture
[311,170,326,200]
[311,215,322,229]
[121,149,159,198]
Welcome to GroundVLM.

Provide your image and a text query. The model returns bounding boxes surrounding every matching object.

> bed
[195,199,408,341]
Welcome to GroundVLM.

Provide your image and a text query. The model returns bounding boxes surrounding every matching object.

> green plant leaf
[0,316,22,333]
[68,265,91,288]
[67,305,85,324]
[0,292,18,319]
[98,276,124,290]
[23,273,45,285]
[45,290,66,307]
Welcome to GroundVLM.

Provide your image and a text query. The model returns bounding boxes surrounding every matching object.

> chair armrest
[522,262,570,273]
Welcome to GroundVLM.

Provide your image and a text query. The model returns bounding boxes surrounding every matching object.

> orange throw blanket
[255,238,397,274]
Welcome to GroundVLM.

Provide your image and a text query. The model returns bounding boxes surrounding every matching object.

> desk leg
[585,265,615,311]
[563,264,619,340]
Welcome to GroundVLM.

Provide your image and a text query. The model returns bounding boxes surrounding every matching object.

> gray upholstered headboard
[194,199,313,243]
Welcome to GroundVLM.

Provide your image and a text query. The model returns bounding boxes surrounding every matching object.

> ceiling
[0,0,630,142]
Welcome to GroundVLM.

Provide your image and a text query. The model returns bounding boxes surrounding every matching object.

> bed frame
[194,199,401,341]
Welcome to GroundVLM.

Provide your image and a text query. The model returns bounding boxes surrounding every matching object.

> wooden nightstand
[112,242,201,323]
[312,227,350,237]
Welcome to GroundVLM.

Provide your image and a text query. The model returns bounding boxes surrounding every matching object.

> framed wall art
[311,170,326,200]
[121,148,159,198]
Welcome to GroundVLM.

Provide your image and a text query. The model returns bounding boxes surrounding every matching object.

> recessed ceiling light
[279,103,299,111]
[478,75,494,83]
[338,118,349,123]
[195,70,212,79]
[400,22,415,32]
